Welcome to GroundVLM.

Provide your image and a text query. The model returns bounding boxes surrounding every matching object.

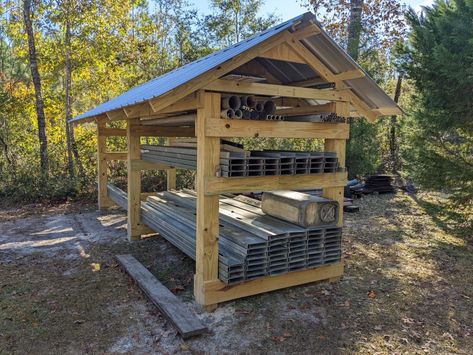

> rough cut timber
[115,254,207,338]
[261,190,339,227]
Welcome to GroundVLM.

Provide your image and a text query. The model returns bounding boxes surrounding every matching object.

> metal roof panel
[71,13,308,122]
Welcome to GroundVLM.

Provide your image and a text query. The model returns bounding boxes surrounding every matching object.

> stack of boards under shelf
[141,143,339,177]
[107,184,342,285]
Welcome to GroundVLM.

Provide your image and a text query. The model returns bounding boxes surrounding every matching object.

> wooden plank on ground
[115,254,207,338]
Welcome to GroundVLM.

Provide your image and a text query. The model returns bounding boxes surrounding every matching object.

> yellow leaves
[90,263,101,272]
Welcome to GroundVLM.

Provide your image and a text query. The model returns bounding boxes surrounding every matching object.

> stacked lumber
[141,144,339,177]
[261,191,339,227]
[107,185,342,284]
[363,175,395,194]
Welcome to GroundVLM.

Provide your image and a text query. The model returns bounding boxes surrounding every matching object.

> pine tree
[405,0,473,203]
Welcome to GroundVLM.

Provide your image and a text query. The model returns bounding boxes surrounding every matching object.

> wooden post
[97,121,113,210]
[166,138,177,190]
[323,101,349,226]
[194,91,221,308]
[127,118,143,240]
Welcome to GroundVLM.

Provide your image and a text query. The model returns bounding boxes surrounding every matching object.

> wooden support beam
[97,127,127,137]
[323,102,349,226]
[127,118,143,241]
[286,38,337,83]
[205,172,348,195]
[291,23,321,41]
[206,119,349,139]
[276,104,332,116]
[334,69,365,81]
[194,91,221,307]
[200,262,343,305]
[130,159,171,171]
[106,108,128,121]
[287,77,326,87]
[124,102,153,118]
[103,152,127,160]
[205,79,351,102]
[148,30,293,113]
[286,37,378,121]
[374,107,403,116]
[166,138,177,190]
[132,126,195,137]
[260,42,306,64]
[346,91,377,122]
[97,121,114,209]
[155,92,199,115]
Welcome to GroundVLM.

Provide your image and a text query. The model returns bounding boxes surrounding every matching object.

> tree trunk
[64,14,74,178]
[23,0,49,177]
[64,2,84,180]
[347,0,364,61]
[389,73,403,173]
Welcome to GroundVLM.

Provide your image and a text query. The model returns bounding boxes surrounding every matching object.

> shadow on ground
[0,192,472,354]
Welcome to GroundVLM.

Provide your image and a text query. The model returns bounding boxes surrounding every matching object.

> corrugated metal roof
[71,13,308,122]
[71,12,399,123]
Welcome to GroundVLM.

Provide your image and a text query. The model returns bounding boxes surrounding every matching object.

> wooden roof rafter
[71,12,401,124]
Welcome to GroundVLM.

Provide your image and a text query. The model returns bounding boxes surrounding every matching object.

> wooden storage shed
[71,12,401,308]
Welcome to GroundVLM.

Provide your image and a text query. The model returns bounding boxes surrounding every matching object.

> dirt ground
[0,192,472,354]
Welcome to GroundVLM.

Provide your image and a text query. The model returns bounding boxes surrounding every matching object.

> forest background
[0,0,471,213]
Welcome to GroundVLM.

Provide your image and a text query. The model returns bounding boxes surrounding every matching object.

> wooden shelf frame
[96,89,349,307]
[84,16,404,310]
[191,90,347,308]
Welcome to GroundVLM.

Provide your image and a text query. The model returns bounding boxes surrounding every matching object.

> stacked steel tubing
[221,95,286,121]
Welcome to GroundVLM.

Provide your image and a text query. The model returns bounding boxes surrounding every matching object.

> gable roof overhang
[71,12,401,124]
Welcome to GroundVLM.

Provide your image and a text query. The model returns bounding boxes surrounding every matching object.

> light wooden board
[116,254,207,338]
[205,79,350,102]
[205,172,348,195]
[149,30,293,113]
[127,118,142,240]
[205,119,349,139]
[202,262,343,305]
[323,101,349,226]
[166,138,177,190]
[194,91,221,306]
[260,42,306,64]
[97,121,113,209]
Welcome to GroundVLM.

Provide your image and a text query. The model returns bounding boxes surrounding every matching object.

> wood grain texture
[194,91,221,306]
[166,138,177,190]
[205,172,348,195]
[206,119,349,139]
[323,101,349,226]
[116,254,207,338]
[260,42,306,63]
[205,79,351,102]
[202,262,344,305]
[148,30,292,113]
[127,118,143,240]
[97,121,113,209]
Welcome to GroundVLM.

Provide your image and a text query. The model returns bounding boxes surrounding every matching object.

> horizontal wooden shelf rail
[202,262,343,305]
[130,159,172,171]
[206,118,349,139]
[103,152,127,160]
[205,79,350,102]
[98,127,127,136]
[205,171,348,195]
[132,126,195,137]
